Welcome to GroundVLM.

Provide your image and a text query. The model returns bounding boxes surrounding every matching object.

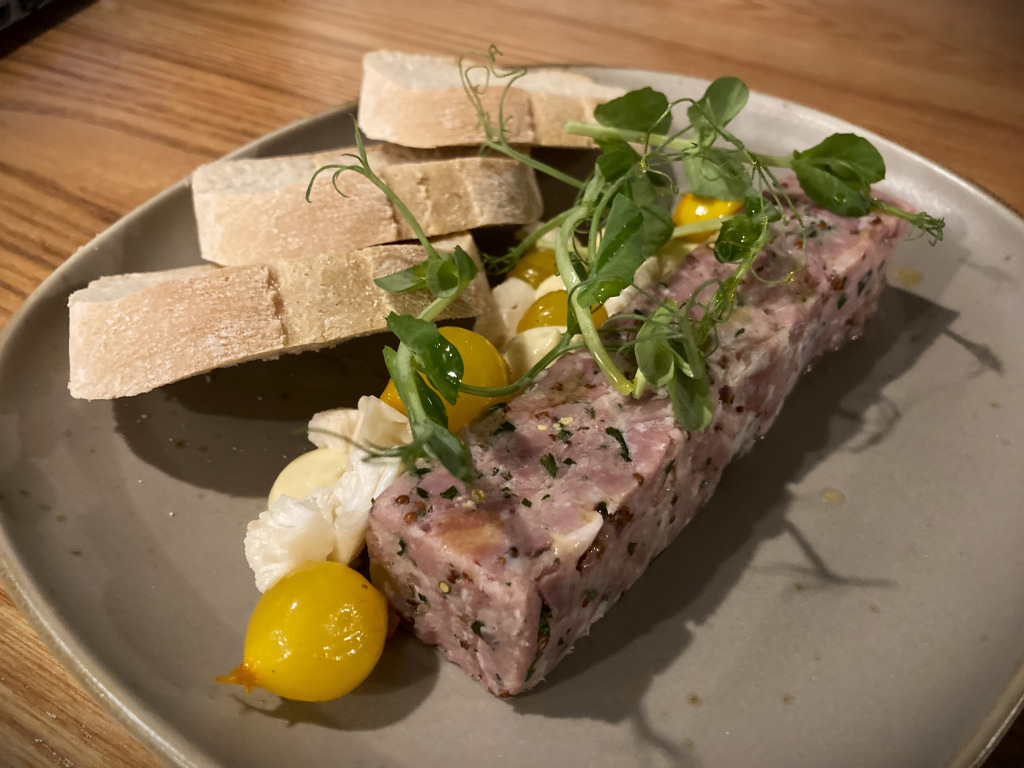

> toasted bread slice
[68,234,491,400]
[357,51,624,149]
[192,144,542,266]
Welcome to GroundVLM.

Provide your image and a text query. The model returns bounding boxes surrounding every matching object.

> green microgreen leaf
[425,245,479,299]
[742,193,781,223]
[678,78,753,201]
[714,212,770,264]
[663,293,707,381]
[374,259,428,293]
[576,192,645,306]
[594,86,671,134]
[410,365,449,427]
[683,147,755,201]
[386,313,463,404]
[688,76,749,140]
[668,368,713,431]
[791,162,872,217]
[635,303,679,387]
[795,133,885,187]
[419,420,476,481]
[381,345,474,482]
[791,133,886,217]
[625,174,675,258]
[596,140,641,183]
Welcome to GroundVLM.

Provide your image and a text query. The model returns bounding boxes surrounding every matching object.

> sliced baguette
[68,234,492,400]
[358,50,625,149]
[192,144,542,266]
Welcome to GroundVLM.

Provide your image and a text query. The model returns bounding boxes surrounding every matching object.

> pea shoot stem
[671,216,736,240]
[589,176,628,257]
[308,126,442,261]
[394,345,430,425]
[501,210,573,270]
[563,121,698,154]
[554,176,635,396]
[483,141,585,189]
[458,334,579,398]
[459,49,586,190]
[751,153,793,168]
[418,295,452,323]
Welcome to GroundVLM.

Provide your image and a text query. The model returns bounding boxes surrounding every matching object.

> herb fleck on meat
[605,427,631,461]
[540,453,559,478]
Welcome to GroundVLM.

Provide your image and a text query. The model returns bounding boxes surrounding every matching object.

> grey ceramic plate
[1,67,1023,768]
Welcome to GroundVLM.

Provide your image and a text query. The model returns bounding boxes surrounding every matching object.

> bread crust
[68,234,492,400]
[192,145,542,266]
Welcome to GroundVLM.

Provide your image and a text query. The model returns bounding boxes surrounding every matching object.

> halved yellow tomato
[516,290,608,333]
[380,326,510,432]
[672,193,743,243]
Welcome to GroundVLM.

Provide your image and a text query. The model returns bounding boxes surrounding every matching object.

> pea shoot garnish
[310,46,944,484]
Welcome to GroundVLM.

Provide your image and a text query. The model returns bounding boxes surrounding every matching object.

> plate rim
[1,67,1023,768]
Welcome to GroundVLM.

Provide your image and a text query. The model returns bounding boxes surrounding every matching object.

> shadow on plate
[110,333,395,499]
[509,287,962,759]
[228,632,441,731]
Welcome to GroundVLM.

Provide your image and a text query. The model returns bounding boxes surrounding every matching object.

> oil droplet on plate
[893,267,923,288]
[821,488,846,506]
[688,693,702,706]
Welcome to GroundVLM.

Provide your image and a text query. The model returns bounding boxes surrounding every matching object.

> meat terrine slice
[366,185,911,696]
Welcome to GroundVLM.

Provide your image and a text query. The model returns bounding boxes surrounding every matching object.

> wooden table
[1,1,1022,765]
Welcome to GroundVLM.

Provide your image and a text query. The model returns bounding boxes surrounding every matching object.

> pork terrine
[366,184,911,696]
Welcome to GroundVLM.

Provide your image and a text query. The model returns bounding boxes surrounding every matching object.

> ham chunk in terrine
[366,186,910,696]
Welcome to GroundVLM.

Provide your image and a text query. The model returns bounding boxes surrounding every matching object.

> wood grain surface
[1,0,1022,765]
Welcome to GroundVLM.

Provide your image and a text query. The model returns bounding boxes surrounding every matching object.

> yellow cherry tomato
[217,561,388,702]
[507,248,558,288]
[672,193,744,243]
[516,290,609,334]
[379,326,510,432]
